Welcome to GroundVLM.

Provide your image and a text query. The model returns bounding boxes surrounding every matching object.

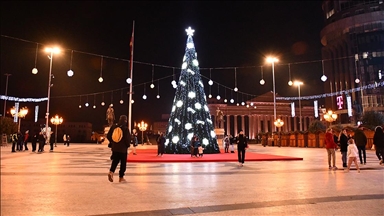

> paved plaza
[1,143,383,216]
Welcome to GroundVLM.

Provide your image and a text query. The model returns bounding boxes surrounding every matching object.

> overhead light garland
[32,43,38,74]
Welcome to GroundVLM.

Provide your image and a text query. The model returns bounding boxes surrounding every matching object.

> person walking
[345,138,361,173]
[107,115,130,183]
[224,135,230,153]
[11,132,18,153]
[338,128,349,168]
[190,135,197,157]
[354,125,367,165]
[131,129,138,155]
[16,131,24,151]
[373,126,384,166]
[229,135,235,153]
[63,134,67,145]
[236,130,248,167]
[23,130,29,151]
[38,131,46,153]
[49,132,55,152]
[66,135,70,147]
[156,132,165,157]
[31,132,38,152]
[325,128,338,170]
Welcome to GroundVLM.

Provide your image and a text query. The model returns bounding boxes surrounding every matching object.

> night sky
[1,1,325,131]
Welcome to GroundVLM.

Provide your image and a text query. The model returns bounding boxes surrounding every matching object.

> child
[224,135,229,153]
[345,138,360,173]
[198,144,204,157]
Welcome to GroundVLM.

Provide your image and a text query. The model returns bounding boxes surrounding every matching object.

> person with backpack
[107,115,130,183]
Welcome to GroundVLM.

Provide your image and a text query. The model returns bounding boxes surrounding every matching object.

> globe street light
[274,118,284,147]
[137,120,148,145]
[50,115,63,147]
[294,81,303,131]
[10,106,28,131]
[44,47,60,144]
[267,56,279,131]
[324,110,338,127]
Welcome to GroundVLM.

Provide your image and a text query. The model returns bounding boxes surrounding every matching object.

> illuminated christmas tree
[164,27,220,154]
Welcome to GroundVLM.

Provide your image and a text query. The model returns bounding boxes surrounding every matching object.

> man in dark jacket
[107,115,130,183]
[354,125,367,164]
[236,130,248,167]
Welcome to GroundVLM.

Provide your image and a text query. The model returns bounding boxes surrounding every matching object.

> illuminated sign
[336,96,343,110]
[347,95,352,117]
[314,100,319,118]
[291,102,295,117]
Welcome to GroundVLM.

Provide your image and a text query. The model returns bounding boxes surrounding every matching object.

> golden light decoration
[324,110,338,123]
[274,118,284,128]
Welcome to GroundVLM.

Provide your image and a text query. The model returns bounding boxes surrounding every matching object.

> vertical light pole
[294,81,303,131]
[10,106,28,131]
[3,73,11,116]
[137,120,147,145]
[50,115,63,147]
[267,57,279,131]
[44,47,60,142]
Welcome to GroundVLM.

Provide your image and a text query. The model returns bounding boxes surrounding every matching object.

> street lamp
[267,56,279,131]
[50,115,63,147]
[274,118,284,147]
[294,81,303,131]
[43,47,60,143]
[137,120,148,145]
[10,106,28,131]
[324,110,338,127]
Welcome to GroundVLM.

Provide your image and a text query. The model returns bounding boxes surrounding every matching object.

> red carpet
[127,149,303,163]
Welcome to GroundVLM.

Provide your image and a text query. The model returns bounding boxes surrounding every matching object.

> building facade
[320,0,384,124]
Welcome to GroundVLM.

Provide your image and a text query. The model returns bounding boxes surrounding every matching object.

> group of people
[324,125,384,172]
[11,128,71,153]
[190,135,204,158]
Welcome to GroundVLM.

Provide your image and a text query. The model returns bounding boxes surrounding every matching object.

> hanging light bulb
[216,95,221,100]
[32,68,38,74]
[355,78,360,83]
[150,83,155,88]
[101,101,105,106]
[85,102,89,107]
[67,70,74,77]
[321,75,327,82]
[230,99,234,103]
[142,94,147,100]
[208,80,213,85]
[241,102,245,106]
[98,77,103,82]
[171,80,176,86]
[79,105,82,108]
[157,95,160,99]
[208,94,212,98]
[260,79,265,85]
[172,83,177,89]
[224,98,228,103]
[288,80,293,86]
[236,103,239,106]
[234,87,238,92]
[131,99,135,104]
[120,99,124,104]
[93,105,96,109]
[126,78,132,84]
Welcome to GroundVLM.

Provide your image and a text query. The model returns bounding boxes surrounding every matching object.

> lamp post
[10,106,28,131]
[137,120,147,145]
[324,110,338,127]
[294,81,303,131]
[267,56,279,131]
[274,118,284,147]
[44,47,60,143]
[3,73,11,117]
[50,115,63,147]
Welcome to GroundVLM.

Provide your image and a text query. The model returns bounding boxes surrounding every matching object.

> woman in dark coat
[338,129,349,168]
[373,126,384,165]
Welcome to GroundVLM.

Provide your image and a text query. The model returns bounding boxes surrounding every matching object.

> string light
[260,66,265,85]
[288,64,292,86]
[98,56,103,83]
[234,68,238,92]
[67,50,74,77]
[321,60,327,82]
[32,43,38,74]
[150,64,155,88]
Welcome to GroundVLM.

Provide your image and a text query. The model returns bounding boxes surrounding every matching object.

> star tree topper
[185,27,195,36]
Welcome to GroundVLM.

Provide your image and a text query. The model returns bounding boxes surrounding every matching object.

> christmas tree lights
[164,27,220,154]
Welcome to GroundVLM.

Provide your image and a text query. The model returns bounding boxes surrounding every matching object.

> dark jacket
[236,134,248,150]
[107,124,130,153]
[339,133,349,152]
[354,129,367,147]
[373,127,384,148]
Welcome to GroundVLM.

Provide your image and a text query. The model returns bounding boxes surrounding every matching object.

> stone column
[226,115,230,136]
[241,115,245,132]
[234,115,238,135]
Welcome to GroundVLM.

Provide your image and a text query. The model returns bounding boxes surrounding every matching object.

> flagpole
[128,20,135,132]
